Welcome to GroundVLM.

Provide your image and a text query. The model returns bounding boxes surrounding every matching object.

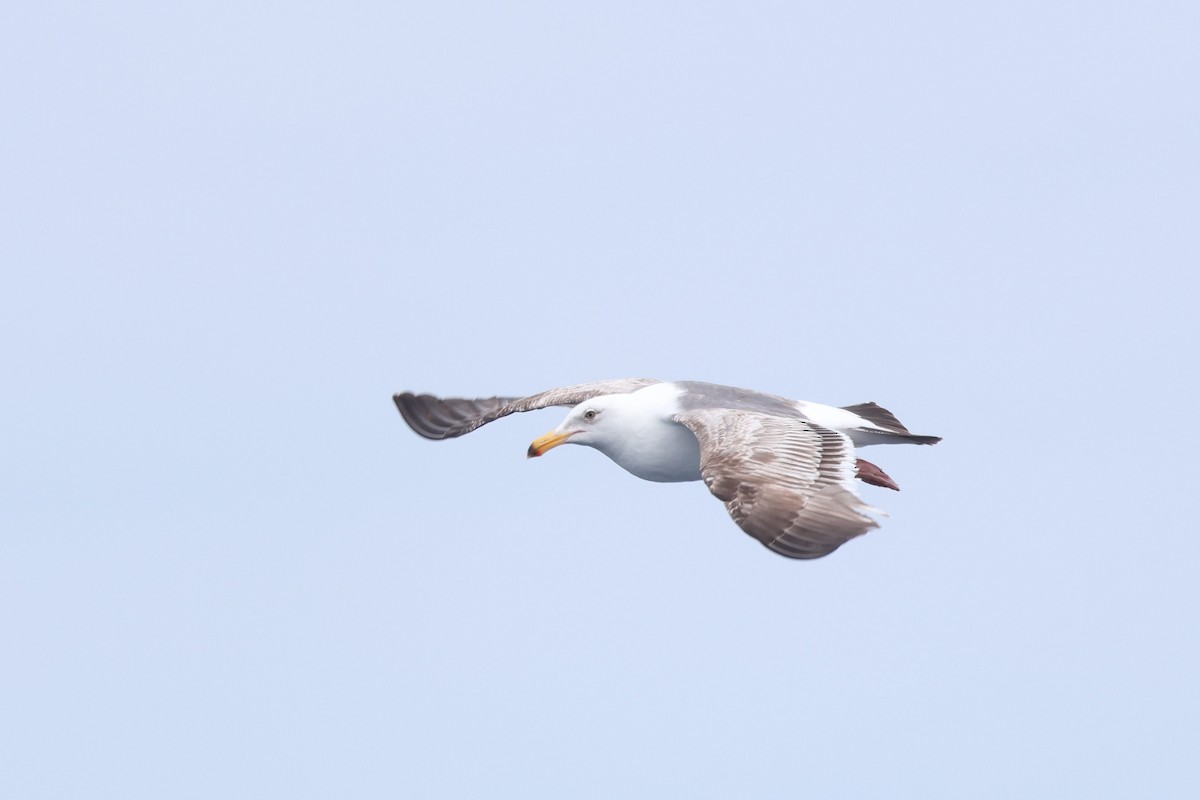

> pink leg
[856,458,900,491]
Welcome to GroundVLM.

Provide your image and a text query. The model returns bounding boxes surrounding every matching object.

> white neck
[586,385,702,483]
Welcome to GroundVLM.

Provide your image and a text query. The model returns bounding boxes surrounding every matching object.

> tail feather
[842,401,941,445]
[853,428,943,446]
[842,402,911,433]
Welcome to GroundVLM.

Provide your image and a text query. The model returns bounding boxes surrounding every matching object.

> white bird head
[526,395,626,457]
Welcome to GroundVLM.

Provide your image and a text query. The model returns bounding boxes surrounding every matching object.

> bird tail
[841,402,942,445]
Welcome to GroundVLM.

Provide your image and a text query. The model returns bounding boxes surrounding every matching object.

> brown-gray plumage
[394,378,661,439]
[673,409,881,559]
[393,379,939,559]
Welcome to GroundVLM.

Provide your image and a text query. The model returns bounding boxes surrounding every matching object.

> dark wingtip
[393,392,444,439]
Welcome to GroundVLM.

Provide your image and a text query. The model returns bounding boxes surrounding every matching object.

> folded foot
[856,458,900,491]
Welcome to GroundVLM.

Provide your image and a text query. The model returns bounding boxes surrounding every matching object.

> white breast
[590,384,703,483]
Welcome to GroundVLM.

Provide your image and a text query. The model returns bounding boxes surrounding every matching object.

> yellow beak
[527,429,576,458]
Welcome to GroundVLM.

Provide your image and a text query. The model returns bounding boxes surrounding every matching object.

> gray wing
[674,409,883,560]
[394,378,662,440]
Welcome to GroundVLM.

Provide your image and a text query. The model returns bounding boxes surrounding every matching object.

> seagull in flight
[394,379,940,559]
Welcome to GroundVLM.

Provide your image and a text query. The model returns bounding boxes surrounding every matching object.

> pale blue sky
[3,2,1197,797]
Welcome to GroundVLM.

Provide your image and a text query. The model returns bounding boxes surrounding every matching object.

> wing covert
[674,409,882,559]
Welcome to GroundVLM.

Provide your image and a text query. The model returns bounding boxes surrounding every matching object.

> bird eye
[583,409,598,421]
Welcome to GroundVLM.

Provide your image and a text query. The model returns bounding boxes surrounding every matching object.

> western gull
[393,379,940,559]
